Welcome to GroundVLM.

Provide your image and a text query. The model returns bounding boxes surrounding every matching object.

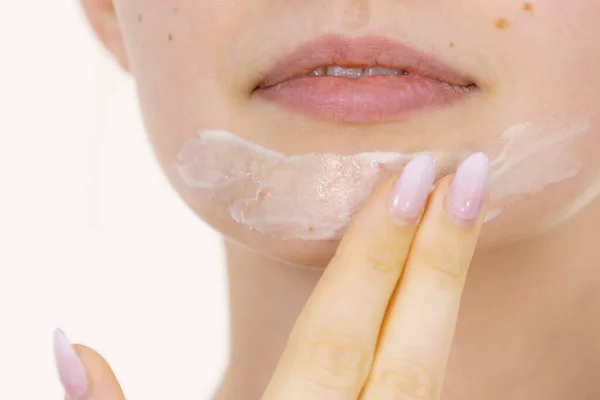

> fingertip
[388,154,436,226]
[416,170,489,249]
[53,329,126,400]
[446,153,491,225]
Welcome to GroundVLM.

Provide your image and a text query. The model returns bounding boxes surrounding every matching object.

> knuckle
[412,248,467,285]
[362,244,404,273]
[299,328,369,390]
[368,358,437,399]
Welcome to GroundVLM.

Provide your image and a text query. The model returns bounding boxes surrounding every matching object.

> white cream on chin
[176,121,589,240]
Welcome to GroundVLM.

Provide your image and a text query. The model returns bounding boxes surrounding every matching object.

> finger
[262,155,436,400]
[53,329,126,400]
[361,153,490,399]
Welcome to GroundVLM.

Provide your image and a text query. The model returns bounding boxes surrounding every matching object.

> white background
[0,1,229,398]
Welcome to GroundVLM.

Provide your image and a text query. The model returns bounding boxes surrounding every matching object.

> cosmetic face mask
[176,120,590,240]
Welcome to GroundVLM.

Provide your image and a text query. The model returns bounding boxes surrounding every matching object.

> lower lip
[256,75,473,123]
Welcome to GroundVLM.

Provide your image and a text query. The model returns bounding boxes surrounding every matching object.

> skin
[59,175,489,399]
[81,0,600,265]
[68,0,600,398]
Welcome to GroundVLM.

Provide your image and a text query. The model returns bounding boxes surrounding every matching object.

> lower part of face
[115,0,600,266]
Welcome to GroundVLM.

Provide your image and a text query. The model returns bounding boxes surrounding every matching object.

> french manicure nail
[446,153,491,224]
[53,329,88,400]
[388,154,436,225]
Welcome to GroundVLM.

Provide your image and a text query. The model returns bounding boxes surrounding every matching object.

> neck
[214,199,600,400]
[212,241,323,400]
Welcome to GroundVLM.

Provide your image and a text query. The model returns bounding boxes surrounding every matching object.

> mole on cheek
[168,33,173,41]
[449,42,455,48]
[137,14,142,22]
[494,18,511,30]
[523,2,534,15]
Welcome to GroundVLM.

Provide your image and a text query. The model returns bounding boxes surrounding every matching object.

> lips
[254,35,477,123]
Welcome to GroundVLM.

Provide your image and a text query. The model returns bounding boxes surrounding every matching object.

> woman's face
[99,0,600,266]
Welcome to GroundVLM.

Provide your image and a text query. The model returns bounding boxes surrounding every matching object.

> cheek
[477,1,600,243]
[481,126,600,247]
[115,0,244,161]
[498,1,600,106]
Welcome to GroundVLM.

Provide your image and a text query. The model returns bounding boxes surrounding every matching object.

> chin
[177,176,587,268]
[233,234,340,268]
[214,215,511,268]
[198,205,340,267]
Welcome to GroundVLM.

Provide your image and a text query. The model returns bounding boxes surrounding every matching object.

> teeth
[326,66,364,78]
[308,66,407,77]
[307,68,326,76]
[364,67,405,76]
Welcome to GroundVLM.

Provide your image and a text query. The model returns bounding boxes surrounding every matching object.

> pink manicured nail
[388,154,435,225]
[53,329,88,400]
[446,153,490,224]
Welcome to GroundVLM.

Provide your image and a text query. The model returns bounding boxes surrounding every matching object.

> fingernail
[446,153,490,224]
[53,329,88,400]
[388,154,435,225]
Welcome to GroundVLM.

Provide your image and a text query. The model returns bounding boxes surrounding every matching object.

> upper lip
[256,35,476,90]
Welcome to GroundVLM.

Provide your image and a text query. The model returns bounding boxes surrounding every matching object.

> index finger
[361,153,490,399]
[262,155,436,400]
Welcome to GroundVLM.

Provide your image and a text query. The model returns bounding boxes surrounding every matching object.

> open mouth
[254,35,478,123]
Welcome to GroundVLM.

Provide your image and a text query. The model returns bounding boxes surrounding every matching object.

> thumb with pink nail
[53,329,126,400]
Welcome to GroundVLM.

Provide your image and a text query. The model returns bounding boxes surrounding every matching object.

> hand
[52,153,490,400]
